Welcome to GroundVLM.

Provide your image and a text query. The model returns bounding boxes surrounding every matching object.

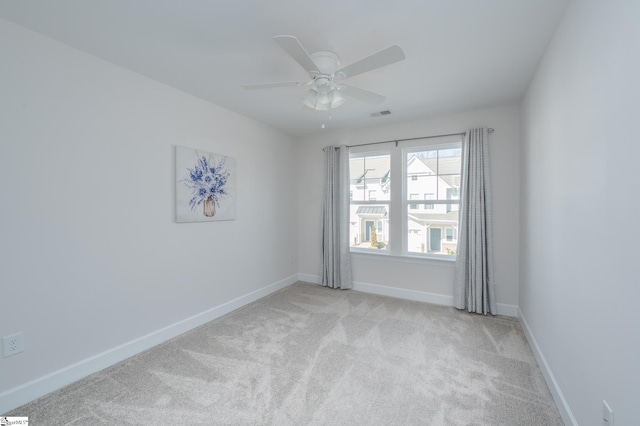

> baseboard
[518,308,577,426]
[298,273,517,317]
[297,273,319,284]
[353,280,455,307]
[496,303,519,317]
[0,274,298,415]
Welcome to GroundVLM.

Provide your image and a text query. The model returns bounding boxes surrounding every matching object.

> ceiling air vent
[370,110,392,117]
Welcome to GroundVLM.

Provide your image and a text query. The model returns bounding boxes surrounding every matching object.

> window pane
[406,146,460,256]
[406,206,458,255]
[407,148,461,201]
[349,204,389,251]
[350,153,390,201]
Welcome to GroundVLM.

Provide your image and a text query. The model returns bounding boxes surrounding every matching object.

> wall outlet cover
[3,332,24,357]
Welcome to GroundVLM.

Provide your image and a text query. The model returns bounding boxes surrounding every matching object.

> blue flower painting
[176,146,236,222]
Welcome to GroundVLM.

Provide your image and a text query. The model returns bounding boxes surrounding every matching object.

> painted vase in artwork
[203,195,216,217]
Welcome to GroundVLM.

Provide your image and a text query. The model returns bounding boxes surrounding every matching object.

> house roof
[356,206,388,216]
[408,210,459,224]
[350,156,390,182]
[418,156,461,176]
[407,154,461,188]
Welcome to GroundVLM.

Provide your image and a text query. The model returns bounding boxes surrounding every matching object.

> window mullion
[389,146,403,256]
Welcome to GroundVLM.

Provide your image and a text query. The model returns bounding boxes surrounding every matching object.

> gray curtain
[321,145,352,289]
[454,128,496,314]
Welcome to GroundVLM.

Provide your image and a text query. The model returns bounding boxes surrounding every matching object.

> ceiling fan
[242,36,405,111]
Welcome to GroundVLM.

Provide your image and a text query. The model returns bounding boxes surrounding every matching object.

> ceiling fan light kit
[303,86,345,111]
[242,35,405,112]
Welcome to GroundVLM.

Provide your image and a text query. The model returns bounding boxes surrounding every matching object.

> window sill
[350,250,456,267]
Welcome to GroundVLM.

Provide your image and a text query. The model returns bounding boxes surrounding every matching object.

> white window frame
[349,134,462,261]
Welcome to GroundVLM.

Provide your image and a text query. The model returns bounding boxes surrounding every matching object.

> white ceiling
[0,0,569,137]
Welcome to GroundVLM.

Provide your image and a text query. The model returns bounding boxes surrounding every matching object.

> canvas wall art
[176,146,236,222]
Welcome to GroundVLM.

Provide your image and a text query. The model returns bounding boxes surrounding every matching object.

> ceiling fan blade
[242,82,304,90]
[339,84,386,104]
[273,35,320,75]
[336,45,405,79]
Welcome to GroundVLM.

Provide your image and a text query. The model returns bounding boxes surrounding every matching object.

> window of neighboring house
[349,136,462,259]
[446,227,455,241]
[446,187,460,213]
[424,193,435,210]
[349,152,390,251]
[409,193,419,209]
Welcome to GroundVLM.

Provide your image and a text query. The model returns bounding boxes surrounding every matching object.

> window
[446,228,455,241]
[424,193,435,210]
[409,193,419,209]
[446,187,459,213]
[349,136,462,258]
[349,152,390,251]
[406,145,461,256]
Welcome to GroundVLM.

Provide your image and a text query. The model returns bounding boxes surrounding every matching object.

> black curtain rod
[345,128,494,149]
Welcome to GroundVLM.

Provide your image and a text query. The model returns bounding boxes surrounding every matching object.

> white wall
[520,1,640,425]
[298,104,520,312]
[0,18,298,411]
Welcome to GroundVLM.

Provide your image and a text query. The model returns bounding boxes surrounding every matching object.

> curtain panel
[321,145,352,289]
[454,128,496,314]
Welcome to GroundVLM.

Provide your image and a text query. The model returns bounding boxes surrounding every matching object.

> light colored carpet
[7,282,563,425]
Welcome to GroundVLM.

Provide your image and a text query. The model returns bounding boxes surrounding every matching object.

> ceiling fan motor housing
[309,51,340,75]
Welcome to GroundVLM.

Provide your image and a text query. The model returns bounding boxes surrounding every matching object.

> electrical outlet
[3,332,24,357]
[603,400,614,426]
